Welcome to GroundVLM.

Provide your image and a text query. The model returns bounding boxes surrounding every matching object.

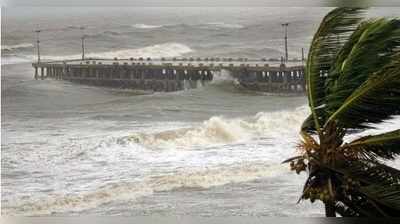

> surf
[128,106,309,149]
[1,42,194,65]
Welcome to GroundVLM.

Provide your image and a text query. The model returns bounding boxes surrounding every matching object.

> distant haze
[2,0,400,6]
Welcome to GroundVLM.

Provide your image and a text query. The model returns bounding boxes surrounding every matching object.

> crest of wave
[40,42,193,61]
[205,22,244,29]
[3,162,283,215]
[210,69,238,85]
[132,23,163,29]
[1,43,34,51]
[130,106,309,149]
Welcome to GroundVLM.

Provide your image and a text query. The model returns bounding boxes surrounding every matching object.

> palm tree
[284,8,400,217]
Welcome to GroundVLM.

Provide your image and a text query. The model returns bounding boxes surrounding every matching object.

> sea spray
[210,69,237,85]
[129,106,309,149]
[2,42,193,65]
[202,22,244,29]
[3,162,285,216]
[1,43,34,51]
[132,24,164,29]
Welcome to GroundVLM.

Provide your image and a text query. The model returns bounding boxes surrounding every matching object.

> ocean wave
[132,23,163,29]
[130,22,243,30]
[79,42,192,59]
[128,106,309,149]
[1,55,32,65]
[3,162,284,215]
[2,42,193,65]
[203,22,244,29]
[1,43,34,51]
[210,69,239,84]
[103,30,123,36]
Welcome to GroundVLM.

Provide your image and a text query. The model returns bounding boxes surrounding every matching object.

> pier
[32,58,306,93]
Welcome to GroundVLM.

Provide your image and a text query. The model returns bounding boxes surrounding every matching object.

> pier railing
[32,57,307,93]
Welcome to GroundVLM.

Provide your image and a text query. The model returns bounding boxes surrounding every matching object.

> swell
[1,43,34,52]
[128,106,309,149]
[2,162,284,216]
[2,42,193,65]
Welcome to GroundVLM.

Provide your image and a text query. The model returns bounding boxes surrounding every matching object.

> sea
[1,7,399,216]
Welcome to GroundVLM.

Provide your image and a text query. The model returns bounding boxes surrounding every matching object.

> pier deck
[32,57,306,93]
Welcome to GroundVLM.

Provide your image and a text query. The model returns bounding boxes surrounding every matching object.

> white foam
[130,106,309,149]
[3,162,284,215]
[1,43,34,51]
[2,43,193,65]
[132,23,163,29]
[90,42,192,59]
[1,55,32,65]
[210,69,237,84]
[204,22,244,29]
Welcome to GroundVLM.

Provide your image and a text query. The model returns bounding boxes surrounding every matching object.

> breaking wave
[130,22,243,30]
[1,43,34,51]
[129,106,309,149]
[46,42,193,60]
[3,162,284,215]
[132,23,163,29]
[203,22,244,29]
[2,42,193,65]
[1,55,32,65]
[210,69,239,85]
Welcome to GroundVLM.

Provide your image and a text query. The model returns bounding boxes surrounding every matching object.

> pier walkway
[32,57,306,93]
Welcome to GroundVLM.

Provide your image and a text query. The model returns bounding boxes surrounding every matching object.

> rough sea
[1,7,399,216]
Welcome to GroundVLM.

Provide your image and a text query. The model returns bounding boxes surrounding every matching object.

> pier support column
[58,68,62,80]
[283,71,288,92]
[46,67,50,78]
[57,68,63,79]
[34,66,38,80]
[164,69,170,92]
[40,67,44,80]
[55,68,59,80]
[56,68,62,79]
[95,69,99,80]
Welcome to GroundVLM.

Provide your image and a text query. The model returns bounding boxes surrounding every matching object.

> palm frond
[334,160,400,187]
[325,20,373,95]
[306,8,365,131]
[337,191,389,217]
[324,19,400,129]
[290,7,400,217]
[334,202,361,217]
[345,129,400,160]
[321,160,400,216]
[301,114,317,133]
[325,55,400,129]
[360,184,400,214]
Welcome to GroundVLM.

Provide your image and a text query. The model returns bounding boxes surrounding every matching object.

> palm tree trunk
[325,202,336,217]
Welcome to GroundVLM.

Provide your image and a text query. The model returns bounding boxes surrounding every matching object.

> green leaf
[346,129,400,160]
[334,202,361,217]
[306,8,365,132]
[325,56,400,129]
[360,184,400,214]
[301,114,317,133]
[324,19,400,128]
[334,160,400,187]
[324,160,400,216]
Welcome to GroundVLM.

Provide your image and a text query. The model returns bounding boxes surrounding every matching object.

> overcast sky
[2,0,400,7]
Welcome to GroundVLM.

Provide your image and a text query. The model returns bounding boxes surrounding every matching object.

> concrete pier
[32,58,306,93]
